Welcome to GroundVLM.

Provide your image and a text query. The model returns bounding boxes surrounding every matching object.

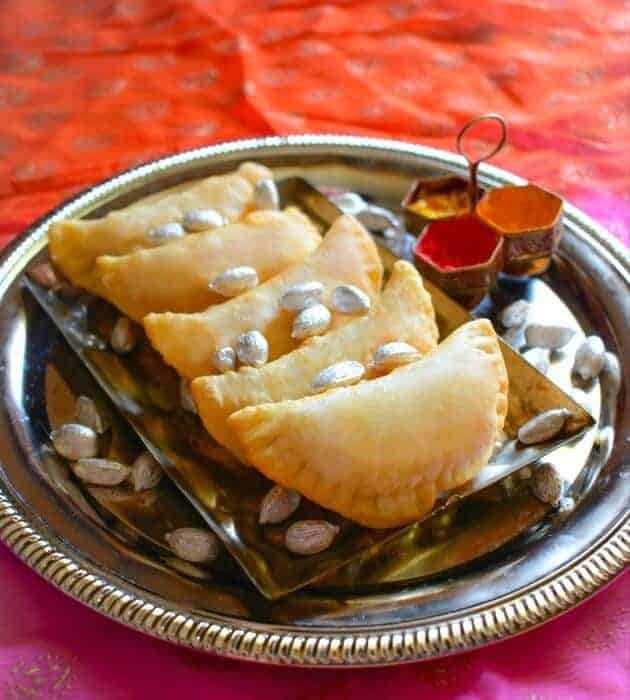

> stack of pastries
[50,162,508,529]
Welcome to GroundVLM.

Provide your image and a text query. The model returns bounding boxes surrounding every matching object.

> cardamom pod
[147,222,185,244]
[279,281,324,312]
[285,520,340,555]
[572,335,605,380]
[531,463,564,505]
[253,179,279,210]
[72,458,130,486]
[312,360,364,393]
[330,191,367,216]
[357,205,402,233]
[88,486,134,502]
[110,317,137,354]
[518,408,570,445]
[183,208,225,232]
[291,303,331,340]
[211,346,236,373]
[165,527,220,563]
[259,485,301,525]
[236,330,268,367]
[209,266,259,297]
[74,395,109,434]
[369,342,422,374]
[525,323,574,350]
[130,451,162,491]
[331,284,371,315]
[51,423,99,460]
[498,299,530,328]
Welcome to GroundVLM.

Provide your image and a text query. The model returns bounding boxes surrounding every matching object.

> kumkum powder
[415,214,500,271]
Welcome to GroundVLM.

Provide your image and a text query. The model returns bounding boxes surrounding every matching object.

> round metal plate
[0,136,628,666]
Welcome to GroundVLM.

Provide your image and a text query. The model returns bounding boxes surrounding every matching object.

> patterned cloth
[0,545,628,699]
[1,0,628,247]
[0,1,627,698]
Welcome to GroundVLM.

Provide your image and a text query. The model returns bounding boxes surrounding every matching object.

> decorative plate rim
[0,134,628,666]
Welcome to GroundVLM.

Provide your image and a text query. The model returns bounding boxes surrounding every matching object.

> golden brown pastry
[192,261,438,459]
[95,208,320,321]
[144,214,383,379]
[49,161,271,293]
[228,319,508,528]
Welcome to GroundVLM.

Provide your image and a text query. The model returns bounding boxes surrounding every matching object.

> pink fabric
[0,544,627,698]
[570,188,630,247]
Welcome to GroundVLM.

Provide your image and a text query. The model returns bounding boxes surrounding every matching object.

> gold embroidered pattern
[5,653,75,699]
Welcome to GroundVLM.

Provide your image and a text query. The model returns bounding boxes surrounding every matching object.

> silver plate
[0,135,628,665]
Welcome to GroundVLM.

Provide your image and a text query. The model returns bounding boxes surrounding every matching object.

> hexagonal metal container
[476,184,563,276]
[413,214,504,309]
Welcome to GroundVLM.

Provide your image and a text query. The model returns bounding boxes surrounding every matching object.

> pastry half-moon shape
[95,208,320,321]
[49,161,271,293]
[144,214,383,379]
[192,261,438,459]
[228,319,508,528]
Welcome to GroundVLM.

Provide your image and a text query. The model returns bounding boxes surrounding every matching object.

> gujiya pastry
[47,162,510,549]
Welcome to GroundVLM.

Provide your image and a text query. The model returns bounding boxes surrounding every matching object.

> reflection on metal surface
[323,492,548,588]
[0,137,626,664]
[5,309,26,415]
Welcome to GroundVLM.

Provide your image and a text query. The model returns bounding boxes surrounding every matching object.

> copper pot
[414,214,504,309]
[476,184,563,276]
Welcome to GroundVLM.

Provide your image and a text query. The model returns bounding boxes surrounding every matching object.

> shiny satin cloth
[0,2,627,698]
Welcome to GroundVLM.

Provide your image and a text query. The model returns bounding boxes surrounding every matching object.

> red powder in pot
[415,215,499,271]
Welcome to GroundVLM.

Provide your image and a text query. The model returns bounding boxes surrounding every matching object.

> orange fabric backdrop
[1,0,628,248]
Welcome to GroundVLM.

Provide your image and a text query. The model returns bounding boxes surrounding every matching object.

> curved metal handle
[456,113,507,209]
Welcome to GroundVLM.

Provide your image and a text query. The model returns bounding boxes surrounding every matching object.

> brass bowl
[402,175,483,231]
[414,214,504,309]
[476,184,563,276]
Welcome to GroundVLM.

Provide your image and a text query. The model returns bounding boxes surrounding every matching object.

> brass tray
[0,136,627,664]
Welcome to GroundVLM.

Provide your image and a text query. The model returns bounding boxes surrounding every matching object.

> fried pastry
[228,319,508,528]
[144,214,383,379]
[49,162,271,293]
[192,261,438,459]
[95,208,320,320]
